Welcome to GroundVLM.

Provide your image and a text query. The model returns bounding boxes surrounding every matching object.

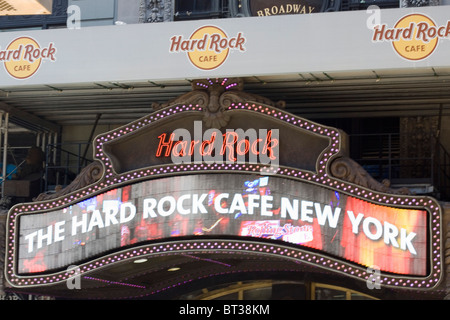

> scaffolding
[0,107,59,203]
[350,132,450,200]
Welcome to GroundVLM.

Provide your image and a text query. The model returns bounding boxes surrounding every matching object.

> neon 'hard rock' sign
[156,121,279,167]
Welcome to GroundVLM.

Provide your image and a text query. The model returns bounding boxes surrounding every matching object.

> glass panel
[272,283,306,300]
[315,287,347,300]
[176,0,212,12]
[351,292,376,300]
[213,292,239,300]
[243,287,272,300]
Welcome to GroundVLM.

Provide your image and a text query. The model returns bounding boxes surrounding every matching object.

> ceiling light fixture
[167,267,181,272]
[133,258,148,264]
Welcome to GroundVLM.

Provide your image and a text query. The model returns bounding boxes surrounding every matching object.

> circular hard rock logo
[1,37,56,79]
[372,14,450,61]
[393,14,438,61]
[169,25,246,70]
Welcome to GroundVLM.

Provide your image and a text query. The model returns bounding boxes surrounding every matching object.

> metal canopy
[1,68,450,129]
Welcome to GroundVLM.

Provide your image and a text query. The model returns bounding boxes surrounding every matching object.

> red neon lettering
[262,130,279,160]
[236,138,250,156]
[189,139,200,156]
[251,138,262,155]
[172,140,187,157]
[155,129,278,163]
[221,132,238,162]
[156,133,175,157]
[200,132,216,156]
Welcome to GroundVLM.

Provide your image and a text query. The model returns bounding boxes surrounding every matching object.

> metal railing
[434,141,450,200]
[43,142,93,192]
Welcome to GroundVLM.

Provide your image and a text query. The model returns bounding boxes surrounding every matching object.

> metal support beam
[82,113,101,167]
[0,101,59,133]
[1,112,9,198]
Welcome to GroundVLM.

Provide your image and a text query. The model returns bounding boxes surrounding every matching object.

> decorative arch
[3,78,442,298]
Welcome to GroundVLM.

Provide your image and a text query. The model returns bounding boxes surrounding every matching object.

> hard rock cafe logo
[169,25,246,70]
[372,14,450,61]
[0,37,56,79]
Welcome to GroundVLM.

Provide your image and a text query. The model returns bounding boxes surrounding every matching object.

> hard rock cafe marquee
[4,79,443,298]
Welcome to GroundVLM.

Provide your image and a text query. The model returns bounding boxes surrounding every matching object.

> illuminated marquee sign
[17,174,427,276]
[5,88,442,290]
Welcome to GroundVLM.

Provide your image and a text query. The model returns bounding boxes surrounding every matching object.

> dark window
[174,0,225,20]
[341,0,399,10]
[176,0,212,12]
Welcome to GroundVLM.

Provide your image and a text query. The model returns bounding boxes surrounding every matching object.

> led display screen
[18,173,427,276]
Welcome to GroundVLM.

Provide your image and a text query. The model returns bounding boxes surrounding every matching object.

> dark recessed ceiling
[1,68,450,132]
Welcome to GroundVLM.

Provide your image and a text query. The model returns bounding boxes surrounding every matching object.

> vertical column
[1,113,8,198]
[0,213,6,296]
